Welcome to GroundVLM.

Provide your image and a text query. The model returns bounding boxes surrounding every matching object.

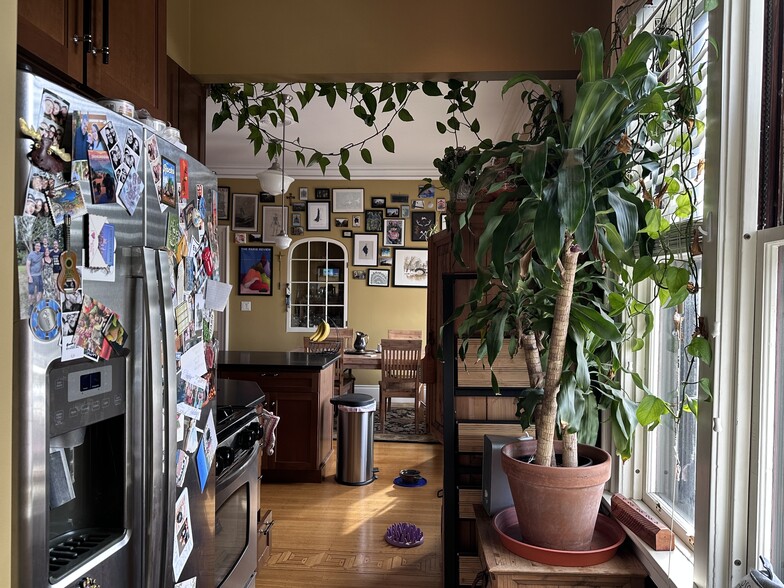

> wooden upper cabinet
[18,0,83,82]
[18,0,167,119]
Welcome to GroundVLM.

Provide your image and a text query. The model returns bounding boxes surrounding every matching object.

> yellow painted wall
[219,179,433,384]
[1,2,17,583]
[187,0,611,83]
[166,0,191,70]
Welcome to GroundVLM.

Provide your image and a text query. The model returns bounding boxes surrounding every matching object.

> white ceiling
[204,82,530,181]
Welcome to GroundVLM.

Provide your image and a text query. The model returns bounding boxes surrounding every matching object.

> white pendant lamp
[256,94,294,250]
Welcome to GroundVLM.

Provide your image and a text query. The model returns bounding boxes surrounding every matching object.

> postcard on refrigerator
[195,441,208,492]
[175,577,196,588]
[87,214,115,268]
[160,157,177,209]
[172,488,194,581]
[180,158,189,201]
[203,410,217,470]
[47,181,88,226]
[102,312,128,353]
[117,170,143,216]
[73,295,114,361]
[175,449,189,488]
[146,133,163,205]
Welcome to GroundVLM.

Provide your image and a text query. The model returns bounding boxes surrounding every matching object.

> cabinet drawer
[457,422,531,453]
[459,554,482,586]
[258,509,274,567]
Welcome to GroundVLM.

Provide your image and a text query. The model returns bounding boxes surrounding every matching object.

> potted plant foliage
[446,20,712,552]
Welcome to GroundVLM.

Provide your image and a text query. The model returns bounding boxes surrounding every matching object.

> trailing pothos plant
[450,16,713,468]
[208,80,485,180]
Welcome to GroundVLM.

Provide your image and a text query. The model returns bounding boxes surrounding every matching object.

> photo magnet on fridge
[175,449,189,488]
[172,488,194,581]
[160,157,177,209]
[195,441,209,493]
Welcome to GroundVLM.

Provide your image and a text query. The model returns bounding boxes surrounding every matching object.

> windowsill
[602,494,694,588]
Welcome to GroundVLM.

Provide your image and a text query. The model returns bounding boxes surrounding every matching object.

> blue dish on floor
[393,476,427,487]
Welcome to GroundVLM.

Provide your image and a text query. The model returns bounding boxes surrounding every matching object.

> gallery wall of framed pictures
[220,181,443,291]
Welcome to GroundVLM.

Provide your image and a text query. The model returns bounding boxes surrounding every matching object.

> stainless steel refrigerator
[13,70,223,588]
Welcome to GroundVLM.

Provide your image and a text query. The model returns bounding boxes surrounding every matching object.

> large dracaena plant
[451,24,712,467]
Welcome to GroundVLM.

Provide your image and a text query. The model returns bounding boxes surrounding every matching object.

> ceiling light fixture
[255,94,294,250]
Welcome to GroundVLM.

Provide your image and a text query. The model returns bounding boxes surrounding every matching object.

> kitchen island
[218,351,339,483]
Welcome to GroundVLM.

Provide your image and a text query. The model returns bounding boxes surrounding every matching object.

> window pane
[288,239,348,331]
[767,245,784,577]
[646,258,701,533]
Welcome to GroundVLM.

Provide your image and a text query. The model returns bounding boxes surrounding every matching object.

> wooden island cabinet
[218,351,337,483]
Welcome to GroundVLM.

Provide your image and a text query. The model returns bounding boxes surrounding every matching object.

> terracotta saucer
[492,507,626,567]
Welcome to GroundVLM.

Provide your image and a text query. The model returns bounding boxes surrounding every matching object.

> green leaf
[338,164,350,180]
[675,193,693,218]
[637,394,669,429]
[570,304,623,342]
[326,89,336,108]
[534,184,562,269]
[318,156,330,175]
[447,116,460,131]
[607,188,639,250]
[398,108,414,122]
[662,284,689,308]
[687,335,712,365]
[557,149,588,232]
[631,337,644,352]
[574,197,596,252]
[382,135,395,153]
[557,373,578,428]
[340,148,350,165]
[608,292,626,317]
[568,80,623,152]
[684,395,699,417]
[519,142,547,197]
[705,0,718,10]
[422,81,442,96]
[382,98,396,113]
[379,82,394,101]
[470,118,480,133]
[639,208,671,239]
[632,256,656,284]
[436,121,447,134]
[395,82,408,103]
[360,148,372,164]
[699,378,713,401]
[573,28,604,84]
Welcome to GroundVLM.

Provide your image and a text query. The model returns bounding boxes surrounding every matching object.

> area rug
[333,404,437,443]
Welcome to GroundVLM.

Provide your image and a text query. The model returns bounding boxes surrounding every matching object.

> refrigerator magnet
[29,298,61,342]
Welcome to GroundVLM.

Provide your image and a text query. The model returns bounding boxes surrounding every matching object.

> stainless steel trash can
[330,393,376,485]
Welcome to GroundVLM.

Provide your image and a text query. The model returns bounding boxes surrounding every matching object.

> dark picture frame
[333,188,365,213]
[259,191,276,203]
[392,248,428,288]
[370,197,386,209]
[306,201,330,231]
[365,210,383,232]
[383,218,405,247]
[367,268,390,287]
[314,188,331,200]
[231,193,259,232]
[217,186,230,220]
[238,246,273,295]
[411,211,436,242]
[261,205,288,244]
[385,207,399,217]
[352,233,378,266]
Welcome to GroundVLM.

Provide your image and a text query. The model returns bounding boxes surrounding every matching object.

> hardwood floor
[256,441,444,587]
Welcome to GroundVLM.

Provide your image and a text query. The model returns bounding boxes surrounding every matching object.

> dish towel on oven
[260,409,280,456]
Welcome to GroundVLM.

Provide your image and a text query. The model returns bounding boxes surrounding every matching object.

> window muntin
[288,238,348,331]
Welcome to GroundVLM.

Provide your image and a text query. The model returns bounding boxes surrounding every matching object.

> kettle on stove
[353,332,369,352]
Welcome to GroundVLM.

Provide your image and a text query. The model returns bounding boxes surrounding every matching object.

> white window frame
[286,237,349,332]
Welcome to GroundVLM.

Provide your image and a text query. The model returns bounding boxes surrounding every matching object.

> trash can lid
[330,393,375,407]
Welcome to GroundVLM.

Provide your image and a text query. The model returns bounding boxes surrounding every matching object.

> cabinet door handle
[80,0,94,54]
[91,0,110,63]
[260,519,275,535]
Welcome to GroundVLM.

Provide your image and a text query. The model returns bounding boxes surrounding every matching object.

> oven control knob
[247,421,262,441]
[216,446,234,475]
[237,427,258,450]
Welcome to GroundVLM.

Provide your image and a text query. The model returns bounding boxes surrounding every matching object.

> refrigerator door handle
[141,247,176,587]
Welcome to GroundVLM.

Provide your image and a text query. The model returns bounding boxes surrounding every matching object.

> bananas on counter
[308,320,331,342]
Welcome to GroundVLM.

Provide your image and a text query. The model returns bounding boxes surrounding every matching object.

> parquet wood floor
[256,441,444,587]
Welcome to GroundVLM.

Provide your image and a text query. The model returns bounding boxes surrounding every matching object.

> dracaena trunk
[534,245,580,467]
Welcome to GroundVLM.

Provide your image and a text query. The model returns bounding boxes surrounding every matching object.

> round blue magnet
[29,298,62,342]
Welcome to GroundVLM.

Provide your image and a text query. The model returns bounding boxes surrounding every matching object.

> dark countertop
[218,350,340,371]
[218,378,265,408]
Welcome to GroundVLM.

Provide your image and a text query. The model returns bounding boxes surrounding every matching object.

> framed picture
[333,188,364,213]
[315,188,330,200]
[391,194,409,203]
[436,197,447,212]
[383,219,405,247]
[411,211,436,242]
[231,193,258,232]
[385,207,399,218]
[291,212,302,227]
[342,230,353,238]
[217,186,230,220]
[238,246,273,295]
[353,233,378,266]
[261,205,288,243]
[291,202,306,212]
[365,210,383,232]
[299,187,308,200]
[441,213,448,231]
[370,196,386,209]
[380,246,393,266]
[418,185,436,198]
[334,218,349,228]
[307,201,330,231]
[352,215,361,227]
[401,204,410,218]
[234,233,247,244]
[259,191,276,203]
[412,200,425,210]
[352,269,367,280]
[392,248,428,288]
[368,268,390,287]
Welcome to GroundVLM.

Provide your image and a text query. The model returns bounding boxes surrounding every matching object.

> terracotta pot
[501,439,611,551]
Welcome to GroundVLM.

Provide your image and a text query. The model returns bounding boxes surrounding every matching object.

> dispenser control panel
[49,354,127,437]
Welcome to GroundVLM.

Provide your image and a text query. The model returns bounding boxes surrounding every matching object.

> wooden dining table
[341,350,382,370]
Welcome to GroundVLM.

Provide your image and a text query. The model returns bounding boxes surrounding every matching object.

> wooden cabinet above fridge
[18,0,167,119]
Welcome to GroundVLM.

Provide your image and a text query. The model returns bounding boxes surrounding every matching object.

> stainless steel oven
[215,407,262,588]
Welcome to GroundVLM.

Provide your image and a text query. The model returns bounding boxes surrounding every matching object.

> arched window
[287,238,348,331]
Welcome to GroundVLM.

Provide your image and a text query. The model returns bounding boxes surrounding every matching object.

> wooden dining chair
[378,338,423,433]
[303,337,354,396]
[387,329,423,341]
[330,327,354,351]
